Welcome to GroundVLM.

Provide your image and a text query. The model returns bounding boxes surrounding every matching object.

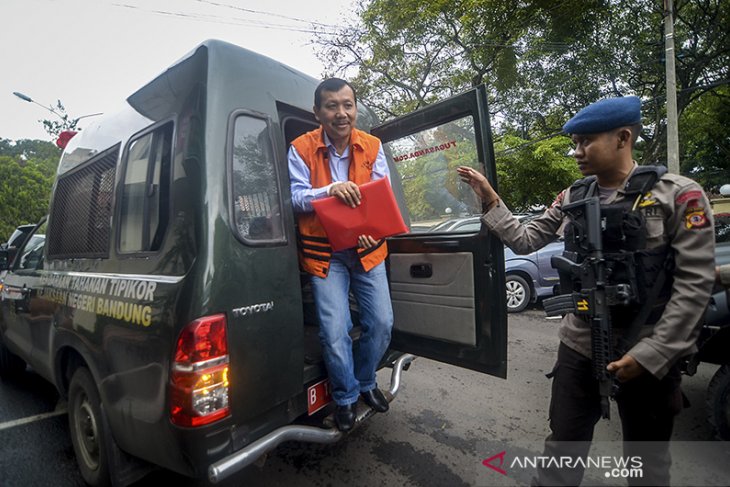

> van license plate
[307,379,332,415]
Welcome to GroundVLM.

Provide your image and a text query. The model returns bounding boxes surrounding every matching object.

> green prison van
[0,40,507,486]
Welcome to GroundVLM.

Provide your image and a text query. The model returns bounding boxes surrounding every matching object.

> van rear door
[371,85,507,378]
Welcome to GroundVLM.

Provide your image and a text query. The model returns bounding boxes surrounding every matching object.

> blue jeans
[310,250,393,406]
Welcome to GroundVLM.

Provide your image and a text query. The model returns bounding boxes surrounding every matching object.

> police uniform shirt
[481,164,716,379]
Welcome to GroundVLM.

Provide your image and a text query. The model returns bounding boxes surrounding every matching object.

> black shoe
[361,388,389,412]
[335,403,356,431]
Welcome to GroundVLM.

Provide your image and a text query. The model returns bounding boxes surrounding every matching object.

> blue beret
[563,96,641,134]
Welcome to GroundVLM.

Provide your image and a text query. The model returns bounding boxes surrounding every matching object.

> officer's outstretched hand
[358,235,378,249]
[329,181,361,208]
[607,354,645,382]
[456,166,499,207]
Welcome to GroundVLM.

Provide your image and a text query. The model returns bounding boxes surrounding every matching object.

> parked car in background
[0,224,44,288]
[503,240,563,312]
[705,213,730,327]
[693,212,730,440]
[427,214,562,312]
[2,224,36,248]
[426,216,482,234]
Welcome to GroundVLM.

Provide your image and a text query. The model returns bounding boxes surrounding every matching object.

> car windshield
[6,225,35,248]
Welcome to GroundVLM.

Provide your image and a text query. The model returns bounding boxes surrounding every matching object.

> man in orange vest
[288,78,394,432]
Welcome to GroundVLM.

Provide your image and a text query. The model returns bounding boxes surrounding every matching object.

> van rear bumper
[208,353,416,483]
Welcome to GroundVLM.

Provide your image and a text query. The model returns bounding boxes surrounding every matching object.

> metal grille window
[119,123,172,253]
[48,146,118,259]
[231,114,285,244]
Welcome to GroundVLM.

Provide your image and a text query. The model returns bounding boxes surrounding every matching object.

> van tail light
[170,314,230,427]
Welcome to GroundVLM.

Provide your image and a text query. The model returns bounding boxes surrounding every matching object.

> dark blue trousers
[536,343,683,486]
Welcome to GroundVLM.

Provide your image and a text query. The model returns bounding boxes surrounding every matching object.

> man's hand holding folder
[328,181,362,208]
[312,178,408,252]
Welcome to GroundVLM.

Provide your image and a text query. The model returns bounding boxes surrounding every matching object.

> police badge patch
[677,190,709,229]
[685,206,709,229]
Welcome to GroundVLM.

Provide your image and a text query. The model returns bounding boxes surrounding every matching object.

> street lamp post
[663,0,680,174]
[13,91,67,121]
[12,91,102,127]
[13,91,103,147]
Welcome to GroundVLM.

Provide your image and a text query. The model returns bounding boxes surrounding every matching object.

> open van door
[372,85,507,378]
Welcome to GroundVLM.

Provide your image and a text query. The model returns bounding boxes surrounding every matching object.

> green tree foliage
[39,100,80,138]
[0,138,60,178]
[314,0,730,192]
[0,139,59,240]
[679,85,730,191]
[315,0,595,118]
[495,135,581,211]
[506,0,729,168]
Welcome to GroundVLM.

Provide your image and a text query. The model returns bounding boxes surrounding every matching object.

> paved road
[1,308,727,486]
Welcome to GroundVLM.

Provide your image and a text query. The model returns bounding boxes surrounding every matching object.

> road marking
[0,408,68,432]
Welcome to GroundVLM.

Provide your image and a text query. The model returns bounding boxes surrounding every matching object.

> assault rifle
[543,197,633,419]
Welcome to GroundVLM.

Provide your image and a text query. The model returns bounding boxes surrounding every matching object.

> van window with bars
[231,115,284,243]
[119,123,172,253]
[47,146,118,259]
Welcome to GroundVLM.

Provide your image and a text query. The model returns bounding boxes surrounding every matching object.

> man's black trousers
[536,342,683,486]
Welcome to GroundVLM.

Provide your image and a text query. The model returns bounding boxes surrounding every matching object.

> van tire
[707,364,730,441]
[505,274,531,313]
[69,367,111,487]
[0,340,26,378]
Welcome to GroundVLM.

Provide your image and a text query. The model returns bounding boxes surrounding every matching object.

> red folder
[311,177,408,251]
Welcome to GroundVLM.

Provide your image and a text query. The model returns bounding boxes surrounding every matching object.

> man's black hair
[314,78,357,108]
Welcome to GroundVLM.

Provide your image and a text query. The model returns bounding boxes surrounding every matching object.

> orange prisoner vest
[292,127,388,277]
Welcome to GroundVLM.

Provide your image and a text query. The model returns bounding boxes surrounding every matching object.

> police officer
[458,96,716,486]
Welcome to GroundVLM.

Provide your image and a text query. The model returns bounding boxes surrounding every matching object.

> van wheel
[0,340,26,378]
[69,367,111,487]
[707,364,730,440]
[506,274,530,313]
